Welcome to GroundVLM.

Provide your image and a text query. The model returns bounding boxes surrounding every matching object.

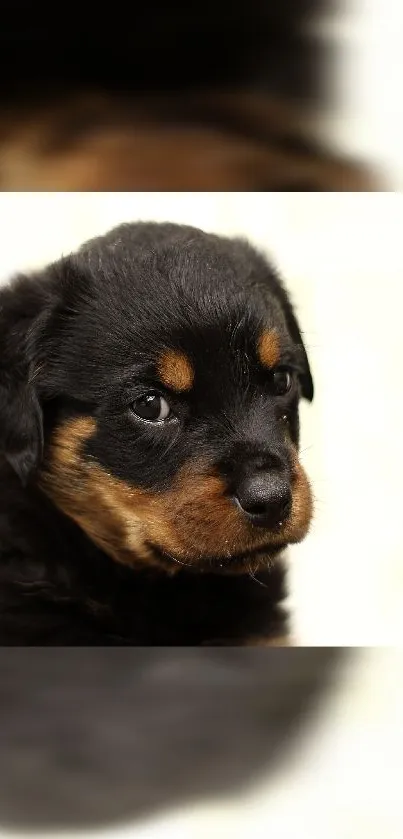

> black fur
[0,222,313,644]
[1,2,325,102]
[0,647,342,830]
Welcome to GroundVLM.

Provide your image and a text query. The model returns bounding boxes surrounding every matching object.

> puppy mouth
[147,541,287,574]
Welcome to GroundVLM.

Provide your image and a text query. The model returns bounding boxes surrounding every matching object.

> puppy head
[0,222,314,573]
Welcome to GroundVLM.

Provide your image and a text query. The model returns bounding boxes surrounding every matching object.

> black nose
[234,474,292,529]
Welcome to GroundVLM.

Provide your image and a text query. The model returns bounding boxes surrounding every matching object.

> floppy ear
[262,265,314,402]
[240,241,314,402]
[274,285,314,402]
[0,276,50,485]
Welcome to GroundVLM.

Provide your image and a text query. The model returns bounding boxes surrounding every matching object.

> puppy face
[0,222,314,574]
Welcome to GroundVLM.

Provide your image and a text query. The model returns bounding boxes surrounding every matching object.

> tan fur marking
[246,635,292,647]
[0,92,376,190]
[41,418,313,574]
[257,329,280,369]
[201,634,292,646]
[158,349,194,392]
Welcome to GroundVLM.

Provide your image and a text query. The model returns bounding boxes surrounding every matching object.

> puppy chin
[202,546,287,576]
[148,541,287,576]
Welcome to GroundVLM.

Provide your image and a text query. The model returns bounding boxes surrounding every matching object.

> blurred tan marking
[0,92,377,190]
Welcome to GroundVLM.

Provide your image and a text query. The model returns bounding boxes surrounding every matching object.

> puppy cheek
[39,417,163,568]
[285,460,313,543]
[143,481,235,558]
[147,472,267,560]
[147,465,313,560]
[42,418,313,567]
[43,462,168,568]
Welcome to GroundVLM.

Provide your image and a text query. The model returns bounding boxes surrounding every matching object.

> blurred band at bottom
[0,647,344,831]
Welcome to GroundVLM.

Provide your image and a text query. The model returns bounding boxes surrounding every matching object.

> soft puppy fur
[0,222,314,644]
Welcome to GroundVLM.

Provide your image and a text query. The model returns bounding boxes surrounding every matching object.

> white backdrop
[318,0,403,187]
[0,192,402,646]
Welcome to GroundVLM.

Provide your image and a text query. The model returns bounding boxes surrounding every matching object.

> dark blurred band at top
[0,1,377,190]
[0,2,329,99]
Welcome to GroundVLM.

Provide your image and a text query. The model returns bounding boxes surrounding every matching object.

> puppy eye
[271,368,294,396]
[131,393,172,423]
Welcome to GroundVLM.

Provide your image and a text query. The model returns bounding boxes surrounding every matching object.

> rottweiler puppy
[0,222,314,644]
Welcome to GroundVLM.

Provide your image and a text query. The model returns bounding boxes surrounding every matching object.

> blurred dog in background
[0,1,373,189]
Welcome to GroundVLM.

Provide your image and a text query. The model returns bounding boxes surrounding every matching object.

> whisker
[247,560,268,588]
[299,444,315,455]
[159,430,181,461]
[160,550,196,570]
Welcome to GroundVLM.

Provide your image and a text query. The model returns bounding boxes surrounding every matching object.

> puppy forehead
[75,230,292,379]
[153,322,282,397]
[96,282,286,381]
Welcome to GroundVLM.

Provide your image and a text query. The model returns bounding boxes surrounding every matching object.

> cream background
[317,0,403,187]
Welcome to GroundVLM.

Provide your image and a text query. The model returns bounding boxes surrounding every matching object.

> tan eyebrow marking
[257,329,280,369]
[157,349,194,392]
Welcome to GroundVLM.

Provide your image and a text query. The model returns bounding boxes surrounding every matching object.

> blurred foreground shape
[0,1,378,190]
[0,648,343,830]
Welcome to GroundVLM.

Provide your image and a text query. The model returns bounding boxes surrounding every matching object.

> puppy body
[0,222,313,644]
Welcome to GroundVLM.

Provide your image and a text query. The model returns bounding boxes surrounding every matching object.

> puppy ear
[276,289,314,402]
[264,267,314,402]
[0,276,50,485]
[241,241,314,402]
